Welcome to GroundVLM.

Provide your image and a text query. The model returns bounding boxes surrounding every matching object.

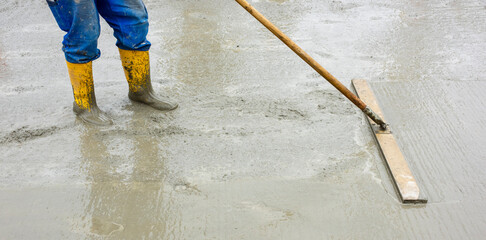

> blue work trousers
[47,0,151,63]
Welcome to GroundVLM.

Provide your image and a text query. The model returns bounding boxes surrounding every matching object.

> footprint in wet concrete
[90,217,124,236]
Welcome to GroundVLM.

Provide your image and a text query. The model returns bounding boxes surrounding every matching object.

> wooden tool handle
[235,0,367,109]
[235,0,389,129]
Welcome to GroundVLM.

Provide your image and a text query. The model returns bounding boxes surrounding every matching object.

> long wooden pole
[235,0,388,129]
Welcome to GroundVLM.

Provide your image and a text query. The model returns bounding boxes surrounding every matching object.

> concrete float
[352,79,427,204]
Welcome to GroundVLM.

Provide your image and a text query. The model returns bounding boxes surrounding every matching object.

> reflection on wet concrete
[77,112,176,238]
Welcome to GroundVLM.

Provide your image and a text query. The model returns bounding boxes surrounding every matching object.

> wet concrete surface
[1,0,486,239]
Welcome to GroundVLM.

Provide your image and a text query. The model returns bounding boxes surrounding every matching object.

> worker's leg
[66,61,112,125]
[47,0,101,63]
[97,0,178,111]
[47,0,112,125]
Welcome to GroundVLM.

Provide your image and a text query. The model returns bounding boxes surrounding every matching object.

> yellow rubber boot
[66,61,113,125]
[119,49,178,111]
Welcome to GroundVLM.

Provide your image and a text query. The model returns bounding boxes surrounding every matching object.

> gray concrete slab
[1,0,485,239]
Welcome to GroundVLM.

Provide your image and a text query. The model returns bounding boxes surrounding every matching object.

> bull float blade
[352,79,427,204]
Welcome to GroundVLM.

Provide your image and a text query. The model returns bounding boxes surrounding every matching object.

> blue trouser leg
[47,0,101,63]
[95,0,151,51]
[47,0,150,63]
